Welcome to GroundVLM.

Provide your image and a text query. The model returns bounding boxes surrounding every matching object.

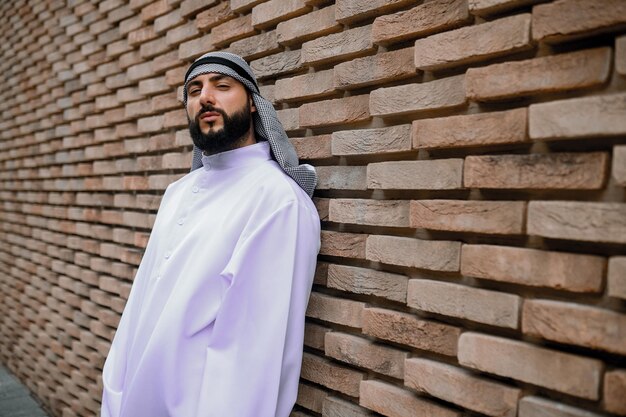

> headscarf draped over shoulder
[183,51,317,198]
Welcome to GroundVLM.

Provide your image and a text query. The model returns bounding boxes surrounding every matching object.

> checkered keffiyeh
[183,51,317,198]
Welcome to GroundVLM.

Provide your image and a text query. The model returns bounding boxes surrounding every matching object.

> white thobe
[101,141,321,417]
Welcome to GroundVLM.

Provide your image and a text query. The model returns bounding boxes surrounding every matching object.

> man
[101,52,321,417]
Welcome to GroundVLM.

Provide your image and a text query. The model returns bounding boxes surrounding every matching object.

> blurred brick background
[1,0,625,416]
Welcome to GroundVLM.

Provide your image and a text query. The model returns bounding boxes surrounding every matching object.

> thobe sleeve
[195,200,320,417]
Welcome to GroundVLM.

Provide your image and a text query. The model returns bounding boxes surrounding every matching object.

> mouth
[200,111,221,122]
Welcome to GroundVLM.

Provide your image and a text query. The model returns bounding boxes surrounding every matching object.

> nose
[199,85,216,107]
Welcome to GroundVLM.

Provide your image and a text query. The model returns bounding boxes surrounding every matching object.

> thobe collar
[201,140,271,171]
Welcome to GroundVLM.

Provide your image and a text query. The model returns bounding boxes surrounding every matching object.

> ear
[250,97,257,113]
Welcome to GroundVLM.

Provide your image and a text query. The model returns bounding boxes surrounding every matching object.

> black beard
[188,101,252,155]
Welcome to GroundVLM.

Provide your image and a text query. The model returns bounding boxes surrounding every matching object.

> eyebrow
[187,74,232,92]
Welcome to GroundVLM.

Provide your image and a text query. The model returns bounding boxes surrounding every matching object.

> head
[185,73,257,155]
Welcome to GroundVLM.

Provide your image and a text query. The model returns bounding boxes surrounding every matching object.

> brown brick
[531,92,626,140]
[617,35,626,76]
[372,0,469,45]
[336,0,418,24]
[367,159,464,190]
[306,292,365,328]
[211,14,255,47]
[316,166,367,190]
[466,47,611,101]
[300,95,370,128]
[613,145,626,186]
[329,199,410,227]
[519,396,605,417]
[276,6,342,46]
[252,0,310,29]
[604,370,626,416]
[226,30,280,60]
[325,332,408,379]
[276,108,299,131]
[275,69,335,102]
[290,134,332,160]
[410,200,525,235]
[230,0,267,13]
[180,0,219,18]
[528,201,626,244]
[367,235,461,272]
[413,108,528,149]
[360,380,460,417]
[464,152,608,190]
[304,322,331,350]
[415,14,531,70]
[196,2,234,31]
[178,33,214,61]
[301,352,365,397]
[469,0,544,16]
[323,396,375,417]
[250,50,302,79]
[302,25,374,66]
[320,230,367,259]
[608,257,626,300]
[408,279,521,328]
[363,308,460,355]
[297,383,327,413]
[460,333,603,399]
[332,125,412,156]
[405,358,521,417]
[327,264,408,303]
[523,299,626,355]
[532,0,626,43]
[370,75,466,117]
[334,47,416,90]
[461,244,605,292]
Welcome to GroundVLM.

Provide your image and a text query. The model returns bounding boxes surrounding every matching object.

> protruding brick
[316,166,367,190]
[276,108,299,132]
[528,201,626,244]
[290,134,332,160]
[301,352,365,397]
[408,279,521,328]
[461,244,605,292]
[363,308,460,355]
[532,0,626,43]
[250,50,302,79]
[210,14,255,47]
[367,235,461,272]
[464,152,608,190]
[405,358,521,417]
[519,396,606,417]
[469,0,544,16]
[458,332,603,399]
[414,14,531,70]
[276,6,342,45]
[335,0,416,24]
[306,292,365,328]
[178,33,214,61]
[360,380,460,417]
[410,200,525,235]
[275,69,335,102]
[180,0,219,18]
[196,2,234,31]
[252,0,310,29]
[304,322,331,350]
[332,125,412,156]
[466,47,611,101]
[327,264,408,303]
[325,332,408,379]
[323,396,375,417]
[370,75,466,117]
[334,47,416,90]
[226,30,281,60]
[329,199,409,227]
[529,93,626,140]
[608,257,626,300]
[413,108,528,149]
[302,25,374,66]
[617,35,626,76]
[320,230,367,259]
[372,0,470,45]
[300,95,371,128]
[613,145,626,186]
[604,370,626,416]
[367,159,464,190]
[523,299,626,355]
[297,383,327,413]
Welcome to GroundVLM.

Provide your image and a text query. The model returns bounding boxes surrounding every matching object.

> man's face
[185,73,256,154]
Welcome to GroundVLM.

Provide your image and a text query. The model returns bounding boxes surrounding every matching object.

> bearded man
[101,52,321,417]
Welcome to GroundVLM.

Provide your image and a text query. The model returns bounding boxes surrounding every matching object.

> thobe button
[192,186,199,193]
[177,217,184,225]
[155,275,161,281]
[164,251,171,259]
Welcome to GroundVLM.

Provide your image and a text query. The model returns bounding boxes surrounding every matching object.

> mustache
[196,104,227,120]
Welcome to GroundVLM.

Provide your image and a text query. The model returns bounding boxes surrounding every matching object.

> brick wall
[0,0,625,416]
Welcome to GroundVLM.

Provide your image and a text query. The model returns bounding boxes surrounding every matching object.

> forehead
[186,72,241,86]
